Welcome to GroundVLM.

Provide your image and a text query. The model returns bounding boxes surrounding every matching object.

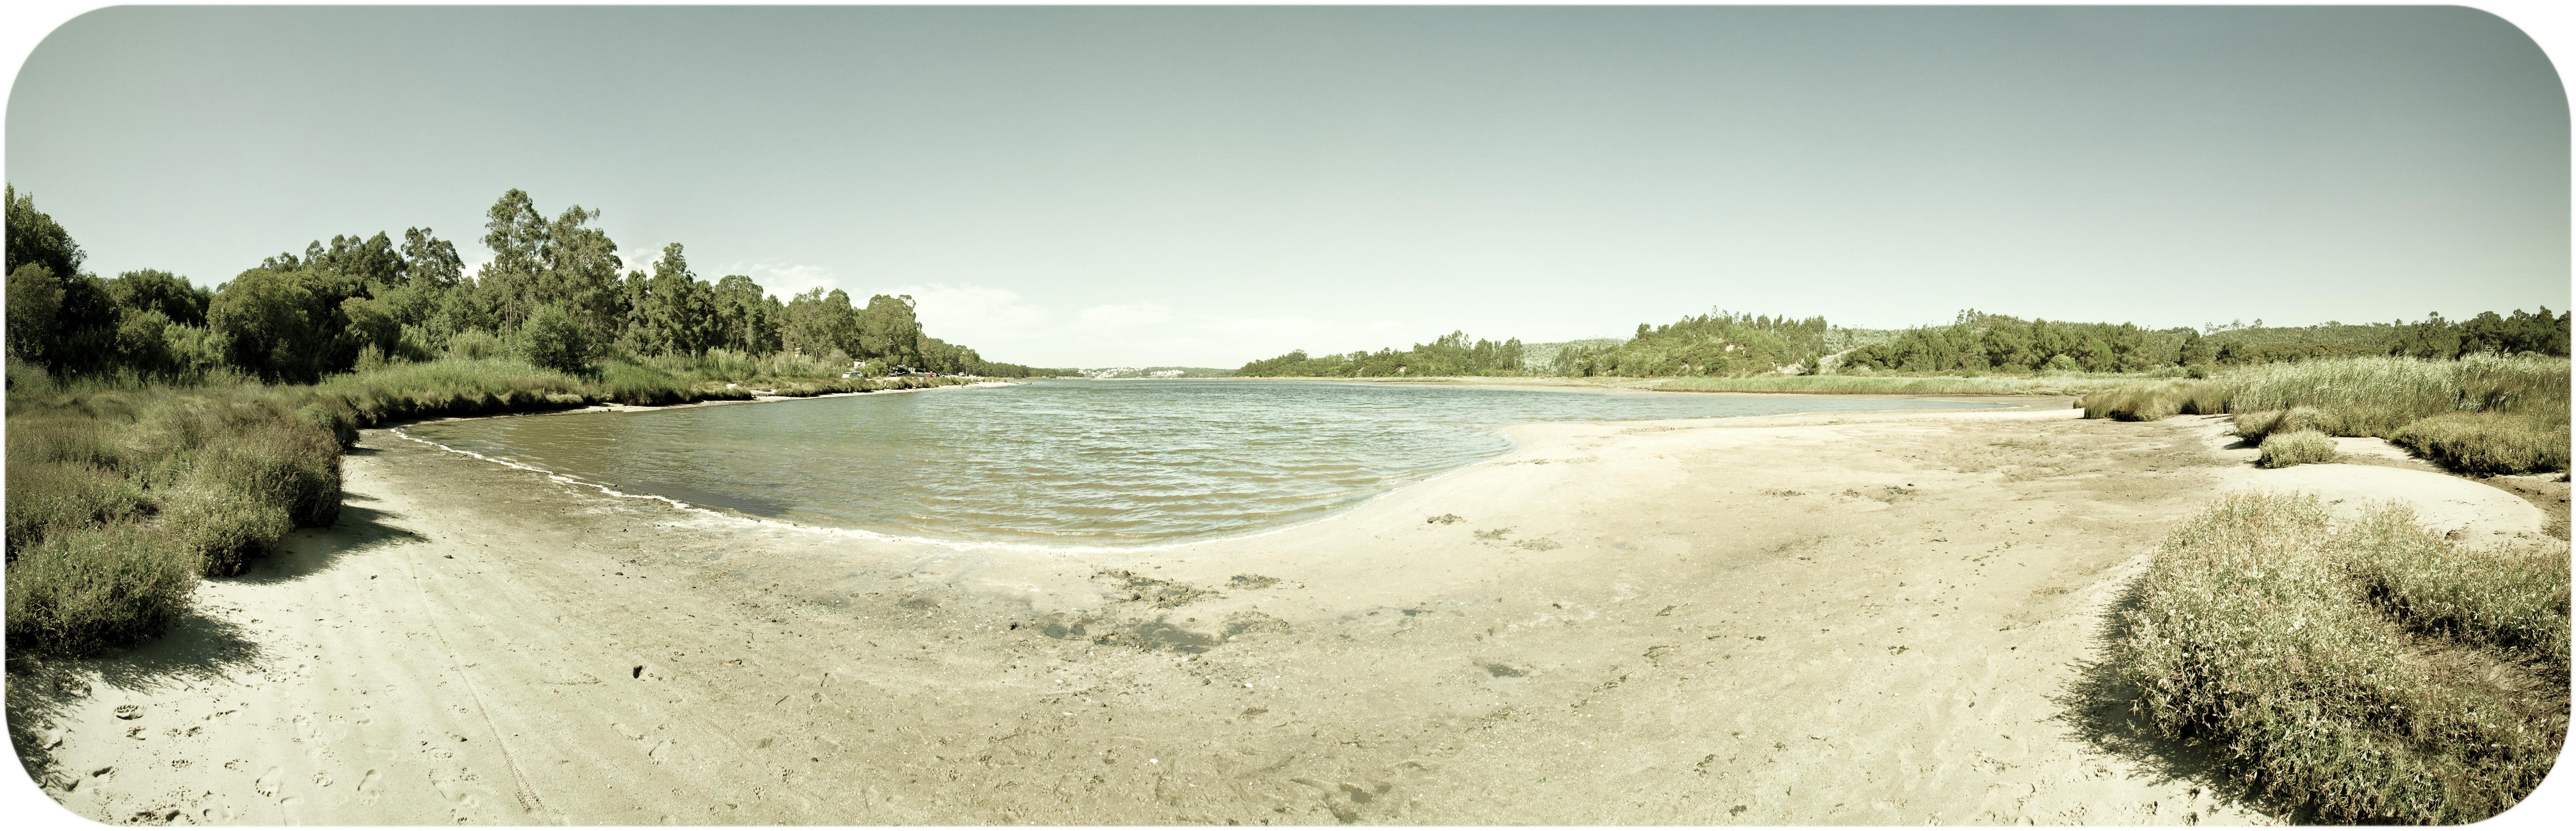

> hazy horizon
[8,6,2568,368]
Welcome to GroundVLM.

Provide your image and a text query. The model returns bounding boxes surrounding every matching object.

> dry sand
[9,400,2562,825]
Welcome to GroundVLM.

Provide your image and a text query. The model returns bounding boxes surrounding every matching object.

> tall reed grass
[2078,355,2571,474]
[2115,492,2568,823]
[1659,373,2155,396]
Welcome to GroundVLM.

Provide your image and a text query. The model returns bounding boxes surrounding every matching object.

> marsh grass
[2115,492,2568,823]
[2389,412,2572,476]
[2253,430,2337,469]
[5,355,980,655]
[2080,355,2571,474]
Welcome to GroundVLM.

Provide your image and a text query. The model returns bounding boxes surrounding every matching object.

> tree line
[5,186,1049,383]
[1236,305,2572,380]
[1234,331,1528,377]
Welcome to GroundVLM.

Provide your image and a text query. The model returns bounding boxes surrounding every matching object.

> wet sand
[10,401,2559,824]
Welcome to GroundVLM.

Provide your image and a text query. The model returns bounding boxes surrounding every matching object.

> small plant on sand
[2253,430,2336,469]
[2113,492,2568,823]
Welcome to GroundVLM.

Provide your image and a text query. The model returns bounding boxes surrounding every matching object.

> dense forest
[1241,306,2572,379]
[4,187,1049,383]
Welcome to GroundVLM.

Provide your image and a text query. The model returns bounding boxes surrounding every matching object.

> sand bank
[11,404,2560,824]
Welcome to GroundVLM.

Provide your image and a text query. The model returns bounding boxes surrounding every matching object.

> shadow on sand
[9,484,424,790]
[2050,579,2316,823]
[7,609,265,790]
[225,490,427,586]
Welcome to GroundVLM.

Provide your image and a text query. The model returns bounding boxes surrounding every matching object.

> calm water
[402,380,1982,548]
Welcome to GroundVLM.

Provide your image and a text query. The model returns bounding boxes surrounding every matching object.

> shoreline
[11,404,2557,824]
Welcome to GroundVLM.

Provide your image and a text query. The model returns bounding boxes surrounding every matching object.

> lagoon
[400,380,1982,547]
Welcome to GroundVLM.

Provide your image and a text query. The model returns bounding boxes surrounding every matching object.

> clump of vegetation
[2253,430,2336,468]
[2114,492,2568,823]
[2082,354,2571,475]
[4,524,203,655]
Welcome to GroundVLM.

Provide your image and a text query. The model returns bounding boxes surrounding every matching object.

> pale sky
[7,6,2567,368]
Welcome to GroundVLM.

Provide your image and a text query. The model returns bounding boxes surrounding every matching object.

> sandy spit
[10,403,2559,825]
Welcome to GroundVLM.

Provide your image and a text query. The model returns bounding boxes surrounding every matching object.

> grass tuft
[2253,430,2337,469]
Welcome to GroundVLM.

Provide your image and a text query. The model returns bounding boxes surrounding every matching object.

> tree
[107,270,211,327]
[208,269,322,381]
[401,228,465,288]
[339,296,400,364]
[7,263,63,365]
[635,243,715,355]
[857,294,923,364]
[516,302,591,373]
[782,287,855,358]
[6,184,83,279]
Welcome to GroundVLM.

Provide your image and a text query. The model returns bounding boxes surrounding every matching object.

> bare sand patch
[15,401,2546,824]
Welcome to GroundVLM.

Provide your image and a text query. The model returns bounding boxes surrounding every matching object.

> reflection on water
[404,380,1982,546]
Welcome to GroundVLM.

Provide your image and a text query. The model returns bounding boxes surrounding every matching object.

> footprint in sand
[254,767,283,797]
[357,769,381,804]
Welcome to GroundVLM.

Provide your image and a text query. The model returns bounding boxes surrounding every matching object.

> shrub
[2390,411,2572,476]
[2254,430,2337,469]
[2116,492,2566,823]
[4,523,202,655]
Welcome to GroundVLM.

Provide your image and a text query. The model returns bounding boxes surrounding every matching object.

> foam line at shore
[387,426,1468,556]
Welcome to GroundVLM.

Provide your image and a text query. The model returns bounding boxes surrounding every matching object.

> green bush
[2390,411,2572,476]
[4,523,202,655]
[2254,430,2337,469]
[2115,492,2566,823]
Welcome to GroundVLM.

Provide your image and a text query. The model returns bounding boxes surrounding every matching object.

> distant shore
[15,400,2557,823]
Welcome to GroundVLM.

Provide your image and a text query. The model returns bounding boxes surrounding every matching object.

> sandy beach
[10,396,2561,825]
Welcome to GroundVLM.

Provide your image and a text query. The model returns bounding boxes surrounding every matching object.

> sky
[5,5,2568,369]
